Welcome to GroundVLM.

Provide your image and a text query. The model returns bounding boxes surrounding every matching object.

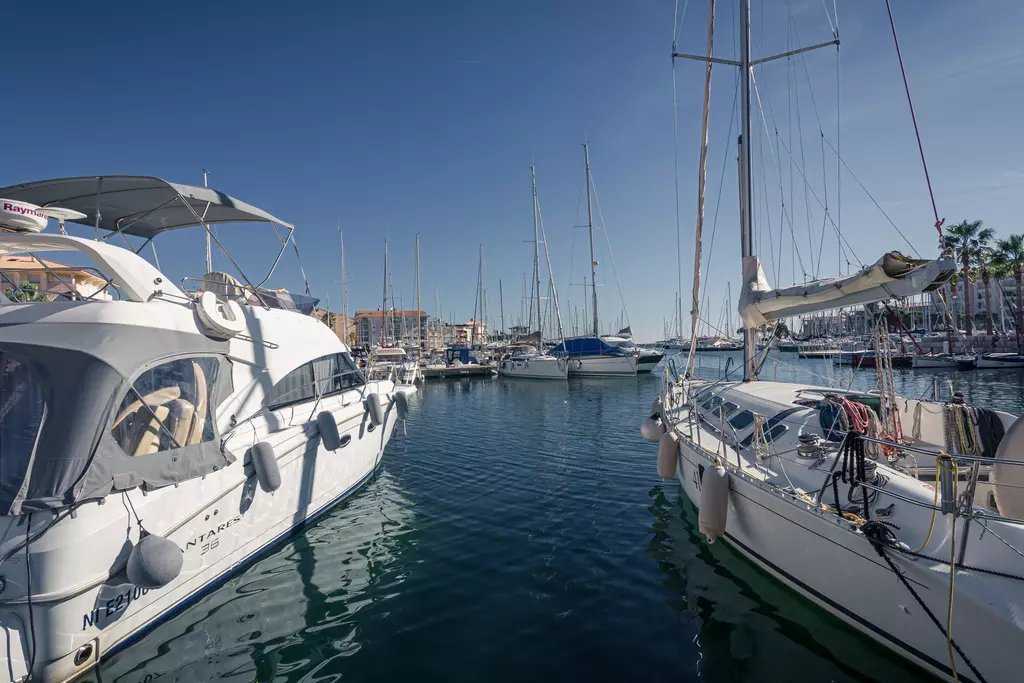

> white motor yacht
[602,329,664,373]
[365,346,421,391]
[0,176,409,683]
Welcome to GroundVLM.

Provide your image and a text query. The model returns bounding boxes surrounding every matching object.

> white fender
[992,416,1024,518]
[365,393,384,426]
[196,290,245,339]
[657,431,678,479]
[250,441,281,492]
[317,411,342,451]
[641,416,665,443]
[699,461,729,543]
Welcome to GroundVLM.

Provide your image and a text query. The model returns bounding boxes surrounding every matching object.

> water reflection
[90,467,416,683]
[646,482,932,683]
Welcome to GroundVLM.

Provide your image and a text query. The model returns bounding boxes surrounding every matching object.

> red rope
[884,0,945,249]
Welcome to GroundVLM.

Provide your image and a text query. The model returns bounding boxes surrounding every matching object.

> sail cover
[739,252,956,330]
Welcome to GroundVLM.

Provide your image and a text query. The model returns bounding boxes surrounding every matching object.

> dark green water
[91,355,1023,683]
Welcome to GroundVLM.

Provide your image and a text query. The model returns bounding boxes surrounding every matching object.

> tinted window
[266,353,364,410]
[0,356,45,500]
[729,410,755,430]
[111,357,219,457]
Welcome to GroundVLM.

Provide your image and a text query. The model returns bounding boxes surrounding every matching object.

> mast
[381,239,389,346]
[472,242,483,347]
[738,0,756,381]
[340,225,349,346]
[415,234,422,354]
[541,218,566,342]
[583,143,599,337]
[499,279,506,341]
[435,285,442,348]
[531,166,544,338]
[203,170,212,273]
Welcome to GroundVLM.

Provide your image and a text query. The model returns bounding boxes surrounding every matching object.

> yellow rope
[914,457,943,553]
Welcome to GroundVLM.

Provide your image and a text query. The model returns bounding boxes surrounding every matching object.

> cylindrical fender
[365,394,384,426]
[641,416,665,443]
[317,411,342,451]
[126,532,184,589]
[250,441,281,492]
[699,462,730,543]
[394,391,410,420]
[657,431,678,480]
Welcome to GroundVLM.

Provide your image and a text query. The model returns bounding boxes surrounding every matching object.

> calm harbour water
[90,352,1024,683]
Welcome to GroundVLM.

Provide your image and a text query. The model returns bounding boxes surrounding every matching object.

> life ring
[196,291,245,339]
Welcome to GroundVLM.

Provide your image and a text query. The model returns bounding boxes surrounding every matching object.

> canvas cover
[549,337,632,358]
[0,325,233,515]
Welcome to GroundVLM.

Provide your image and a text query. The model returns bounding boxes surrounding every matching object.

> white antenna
[203,169,212,273]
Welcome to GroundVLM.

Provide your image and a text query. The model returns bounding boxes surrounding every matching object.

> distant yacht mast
[583,143,599,336]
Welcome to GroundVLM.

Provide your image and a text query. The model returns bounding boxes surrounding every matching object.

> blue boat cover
[549,337,631,358]
[445,347,479,364]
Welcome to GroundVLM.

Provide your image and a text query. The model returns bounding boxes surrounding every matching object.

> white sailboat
[0,176,409,683]
[499,166,568,380]
[649,5,1024,683]
[552,143,639,376]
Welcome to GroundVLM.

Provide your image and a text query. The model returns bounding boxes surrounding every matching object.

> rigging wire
[588,175,631,331]
[884,0,945,248]
[672,0,692,342]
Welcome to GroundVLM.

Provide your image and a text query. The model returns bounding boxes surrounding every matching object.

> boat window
[720,401,740,416]
[111,357,220,457]
[0,355,46,499]
[728,410,755,430]
[700,395,722,411]
[766,424,788,442]
[266,353,365,410]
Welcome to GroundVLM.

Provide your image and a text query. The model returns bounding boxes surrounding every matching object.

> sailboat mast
[583,143,599,337]
[340,226,348,346]
[739,0,756,381]
[531,166,544,338]
[415,234,422,354]
[382,239,389,346]
[540,208,566,342]
[499,279,506,341]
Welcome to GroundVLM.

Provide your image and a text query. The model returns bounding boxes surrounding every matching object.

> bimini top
[0,176,292,239]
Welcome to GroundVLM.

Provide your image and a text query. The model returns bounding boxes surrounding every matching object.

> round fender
[250,441,281,492]
[196,290,245,339]
[641,416,665,443]
[657,431,678,480]
[365,393,384,426]
[394,391,410,420]
[126,532,183,589]
[317,411,342,451]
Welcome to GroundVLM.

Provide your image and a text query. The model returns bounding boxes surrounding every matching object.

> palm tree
[3,282,49,302]
[991,234,1024,352]
[944,220,994,336]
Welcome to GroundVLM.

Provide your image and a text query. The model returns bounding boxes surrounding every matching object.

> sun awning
[0,176,293,239]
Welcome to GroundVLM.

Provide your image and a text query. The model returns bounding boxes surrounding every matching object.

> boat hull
[2,385,401,683]
[498,355,568,379]
[566,354,638,376]
[976,354,1024,369]
[660,380,1024,683]
[636,351,664,373]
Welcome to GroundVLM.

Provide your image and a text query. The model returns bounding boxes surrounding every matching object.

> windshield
[0,355,46,502]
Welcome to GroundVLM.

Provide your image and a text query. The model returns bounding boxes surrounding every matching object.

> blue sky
[4,1,1023,341]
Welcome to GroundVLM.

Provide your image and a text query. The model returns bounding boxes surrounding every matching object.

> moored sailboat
[647,4,1024,682]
